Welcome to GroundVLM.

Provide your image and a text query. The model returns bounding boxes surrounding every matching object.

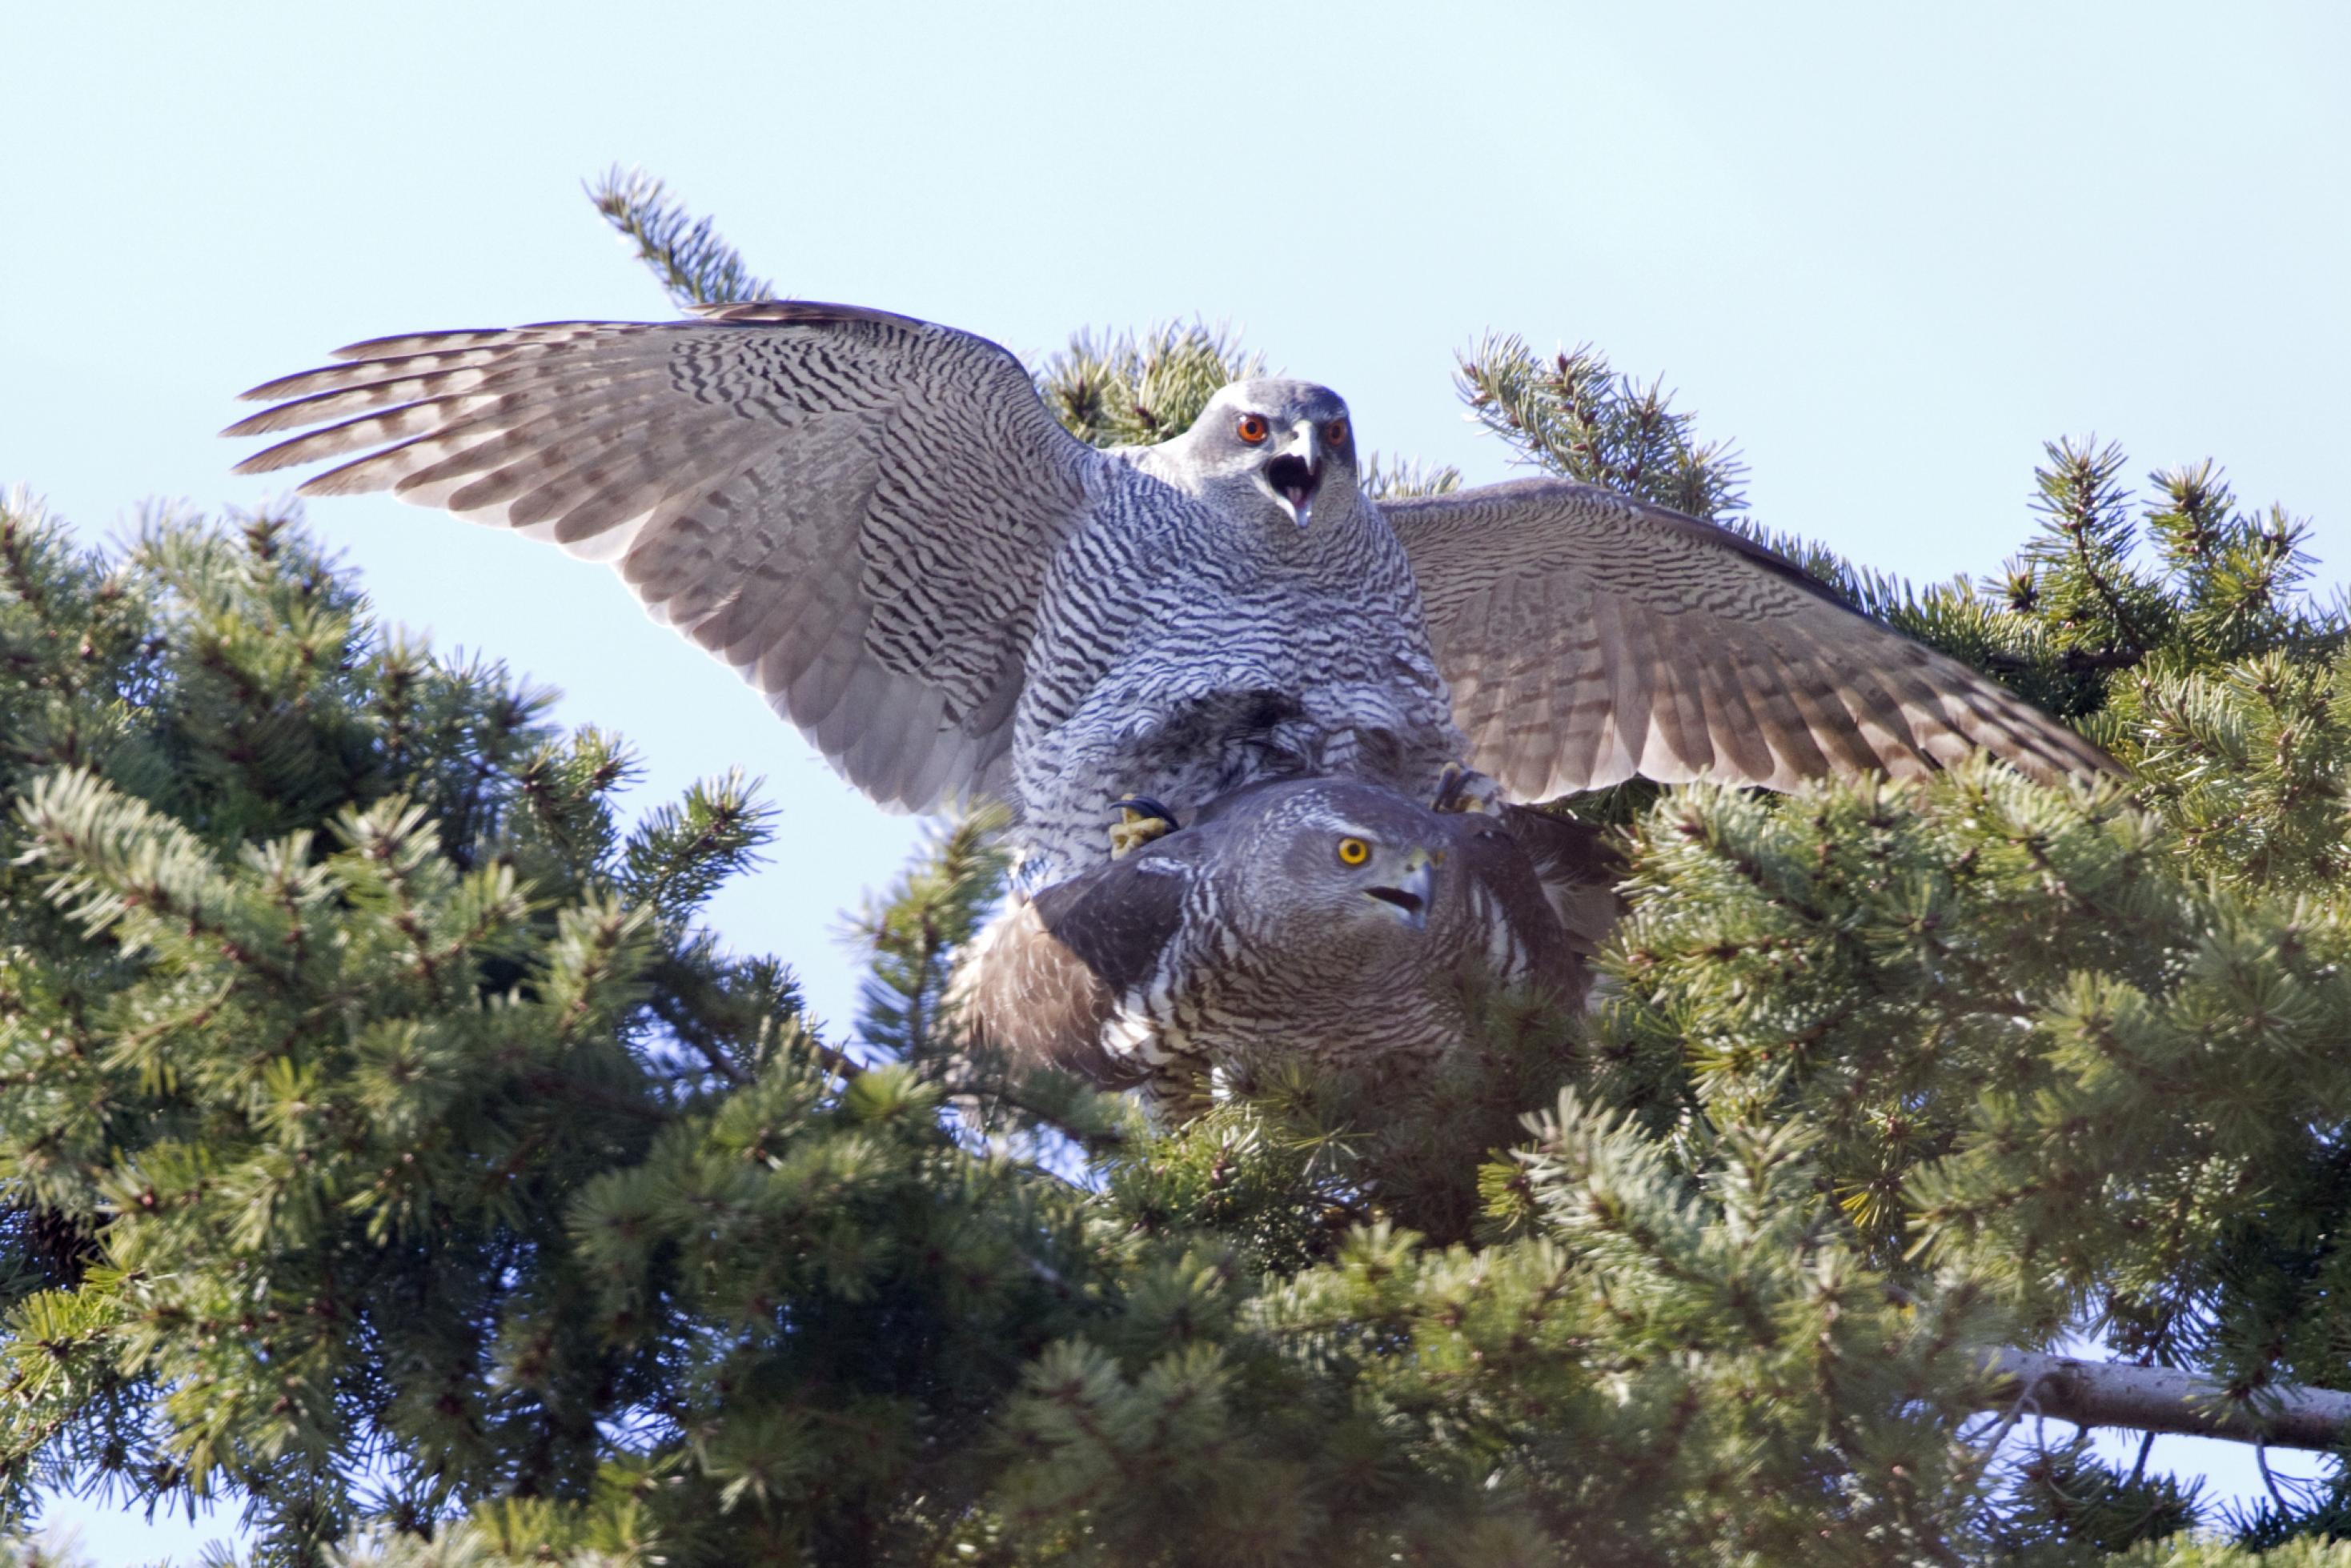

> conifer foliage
[6,180,2351,1565]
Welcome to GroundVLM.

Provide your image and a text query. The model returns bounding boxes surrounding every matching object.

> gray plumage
[228,299,2110,890]
[952,777,1611,1114]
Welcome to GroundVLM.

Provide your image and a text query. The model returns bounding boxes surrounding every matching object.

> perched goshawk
[953,777,1615,1115]
[230,301,2110,887]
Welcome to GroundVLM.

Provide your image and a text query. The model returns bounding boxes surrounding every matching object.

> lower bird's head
[1172,379,1358,531]
[1228,780,1455,946]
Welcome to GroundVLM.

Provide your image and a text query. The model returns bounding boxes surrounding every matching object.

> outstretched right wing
[231,300,1102,812]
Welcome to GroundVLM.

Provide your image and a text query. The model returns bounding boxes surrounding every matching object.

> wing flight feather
[1384,477,2113,799]
[231,301,1102,812]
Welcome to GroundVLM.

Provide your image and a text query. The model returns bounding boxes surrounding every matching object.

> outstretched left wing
[1383,477,2113,801]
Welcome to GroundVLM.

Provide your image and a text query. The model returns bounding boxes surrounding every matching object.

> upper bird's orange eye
[1336,836,1371,867]
[1235,414,1270,444]
[1324,419,1350,447]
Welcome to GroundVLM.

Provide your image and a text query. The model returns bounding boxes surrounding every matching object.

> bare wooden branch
[1982,1347,2351,1453]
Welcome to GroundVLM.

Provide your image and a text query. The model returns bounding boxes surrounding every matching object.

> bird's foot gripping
[1431,761,1500,815]
[1108,796,1183,858]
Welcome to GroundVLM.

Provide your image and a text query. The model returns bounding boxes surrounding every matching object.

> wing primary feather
[1386,477,2113,795]
[227,307,1101,817]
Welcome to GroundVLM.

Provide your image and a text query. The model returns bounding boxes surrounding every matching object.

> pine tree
[6,174,2351,1566]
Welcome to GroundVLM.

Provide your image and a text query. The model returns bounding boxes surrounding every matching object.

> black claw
[1109,796,1182,830]
[1431,764,1470,813]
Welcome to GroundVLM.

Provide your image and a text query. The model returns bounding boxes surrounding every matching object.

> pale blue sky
[6,2,2348,1559]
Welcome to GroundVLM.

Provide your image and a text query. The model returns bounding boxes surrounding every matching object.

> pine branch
[1980,1348,2351,1453]
[1035,323,1265,447]
[1455,335,1750,522]
[848,808,1009,1062]
[2014,437,2173,664]
[587,166,773,311]
[1360,453,1462,502]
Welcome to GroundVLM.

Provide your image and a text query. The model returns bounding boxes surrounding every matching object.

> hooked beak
[1364,847,1435,929]
[1263,420,1322,530]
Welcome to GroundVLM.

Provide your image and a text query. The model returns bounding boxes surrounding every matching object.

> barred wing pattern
[1384,478,2112,800]
[231,302,1098,812]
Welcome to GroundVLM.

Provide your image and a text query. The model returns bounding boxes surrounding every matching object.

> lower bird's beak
[1365,848,1435,929]
[1265,423,1322,529]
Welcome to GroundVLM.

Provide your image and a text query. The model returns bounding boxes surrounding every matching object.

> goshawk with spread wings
[230,300,2110,887]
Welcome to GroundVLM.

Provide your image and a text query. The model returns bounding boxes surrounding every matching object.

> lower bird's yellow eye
[1324,419,1349,447]
[1336,836,1371,866]
[1236,414,1270,443]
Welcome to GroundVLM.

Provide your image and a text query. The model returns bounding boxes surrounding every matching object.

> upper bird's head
[1163,379,1358,531]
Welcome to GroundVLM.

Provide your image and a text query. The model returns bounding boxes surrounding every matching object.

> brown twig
[1978,1347,2351,1453]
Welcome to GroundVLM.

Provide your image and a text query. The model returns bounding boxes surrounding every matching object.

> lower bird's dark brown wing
[1493,805,1623,982]
[953,833,1205,1085]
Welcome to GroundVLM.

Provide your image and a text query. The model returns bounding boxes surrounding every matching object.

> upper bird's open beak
[1266,421,1322,530]
[1366,847,1435,929]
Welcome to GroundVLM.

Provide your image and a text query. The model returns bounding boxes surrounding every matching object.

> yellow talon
[1109,806,1178,858]
[1432,762,1497,815]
